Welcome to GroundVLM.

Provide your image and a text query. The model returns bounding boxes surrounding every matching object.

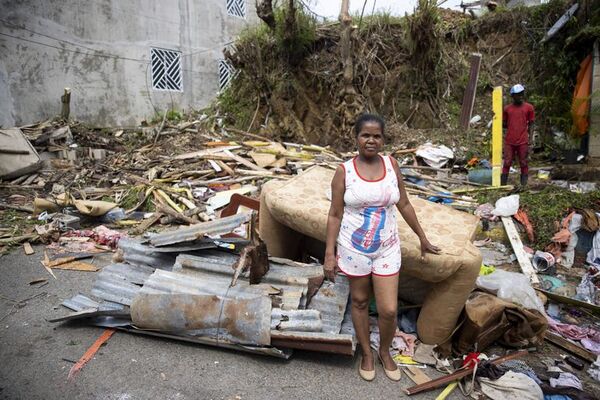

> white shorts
[336,243,401,277]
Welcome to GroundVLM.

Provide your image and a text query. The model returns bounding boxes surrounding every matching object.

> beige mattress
[264,166,478,264]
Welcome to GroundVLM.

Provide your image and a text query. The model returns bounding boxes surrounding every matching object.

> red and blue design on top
[351,206,386,254]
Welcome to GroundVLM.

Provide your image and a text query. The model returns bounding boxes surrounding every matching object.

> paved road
[0,247,473,400]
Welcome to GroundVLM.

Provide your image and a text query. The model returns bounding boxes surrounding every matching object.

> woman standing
[324,114,440,381]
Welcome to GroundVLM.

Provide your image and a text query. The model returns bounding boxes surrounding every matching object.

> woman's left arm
[391,157,441,258]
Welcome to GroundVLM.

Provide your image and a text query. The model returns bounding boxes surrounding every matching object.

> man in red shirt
[501,84,535,186]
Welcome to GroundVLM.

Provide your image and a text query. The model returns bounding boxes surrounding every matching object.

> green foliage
[151,109,183,124]
[478,186,600,249]
[273,3,317,65]
[520,187,600,249]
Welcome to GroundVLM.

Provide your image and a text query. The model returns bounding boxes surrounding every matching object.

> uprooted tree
[215,0,600,151]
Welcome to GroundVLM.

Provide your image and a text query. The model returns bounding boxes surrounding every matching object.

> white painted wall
[0,0,257,127]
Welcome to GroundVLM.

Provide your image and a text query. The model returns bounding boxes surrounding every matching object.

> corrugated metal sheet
[90,263,155,306]
[307,274,350,334]
[131,293,272,345]
[54,230,355,356]
[117,238,249,269]
[149,213,252,247]
[271,308,322,332]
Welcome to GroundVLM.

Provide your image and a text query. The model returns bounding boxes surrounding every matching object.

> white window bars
[218,59,235,91]
[226,0,246,18]
[151,48,183,92]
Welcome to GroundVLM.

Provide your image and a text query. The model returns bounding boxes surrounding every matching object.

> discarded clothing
[369,317,416,357]
[586,229,600,267]
[476,361,506,380]
[398,307,418,334]
[547,317,600,342]
[549,372,582,391]
[581,338,600,355]
[539,384,596,400]
[63,225,126,249]
[500,359,542,384]
[479,371,543,400]
[475,203,497,221]
[587,356,600,382]
[544,396,573,400]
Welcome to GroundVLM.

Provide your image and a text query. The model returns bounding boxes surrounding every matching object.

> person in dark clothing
[502,84,535,186]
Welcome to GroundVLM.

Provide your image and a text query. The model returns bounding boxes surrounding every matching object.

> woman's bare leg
[372,274,399,371]
[349,275,374,370]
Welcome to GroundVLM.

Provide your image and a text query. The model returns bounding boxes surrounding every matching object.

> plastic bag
[492,195,520,217]
[476,269,544,313]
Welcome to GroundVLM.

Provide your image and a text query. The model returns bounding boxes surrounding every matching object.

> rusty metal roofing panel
[270,331,355,355]
[149,212,252,247]
[307,274,350,334]
[271,308,322,332]
[140,268,269,299]
[131,293,272,346]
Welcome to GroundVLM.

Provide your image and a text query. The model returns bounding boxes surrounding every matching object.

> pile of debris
[51,212,355,358]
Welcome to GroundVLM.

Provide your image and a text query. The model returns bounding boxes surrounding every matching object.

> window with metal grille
[151,48,182,91]
[226,0,246,18]
[218,60,235,90]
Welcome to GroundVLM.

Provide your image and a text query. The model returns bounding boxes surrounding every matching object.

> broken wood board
[501,216,540,285]
[249,152,277,168]
[173,146,241,160]
[23,242,34,255]
[50,261,98,272]
[223,149,269,172]
[545,331,596,363]
[207,186,258,210]
[403,366,431,385]
[536,288,600,315]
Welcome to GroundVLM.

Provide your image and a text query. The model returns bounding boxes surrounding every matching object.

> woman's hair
[354,113,385,137]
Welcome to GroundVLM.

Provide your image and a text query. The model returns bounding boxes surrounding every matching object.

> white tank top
[338,155,401,255]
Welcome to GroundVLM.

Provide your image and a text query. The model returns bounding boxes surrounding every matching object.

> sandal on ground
[358,357,376,381]
[377,351,402,381]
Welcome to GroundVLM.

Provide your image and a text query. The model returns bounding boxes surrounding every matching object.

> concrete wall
[0,0,257,127]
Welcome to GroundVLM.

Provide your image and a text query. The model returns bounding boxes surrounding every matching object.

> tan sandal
[358,357,376,381]
[377,351,402,381]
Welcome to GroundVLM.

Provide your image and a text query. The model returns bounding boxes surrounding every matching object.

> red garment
[502,143,528,174]
[503,102,535,145]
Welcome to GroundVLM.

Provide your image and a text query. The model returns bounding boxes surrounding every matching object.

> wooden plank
[545,331,596,363]
[23,242,34,255]
[501,216,540,285]
[173,146,240,160]
[223,149,269,172]
[459,53,482,129]
[403,366,431,385]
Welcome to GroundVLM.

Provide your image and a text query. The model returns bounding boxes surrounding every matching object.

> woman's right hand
[323,254,337,283]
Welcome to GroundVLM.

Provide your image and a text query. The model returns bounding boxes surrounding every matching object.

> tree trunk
[256,0,276,30]
[338,0,361,140]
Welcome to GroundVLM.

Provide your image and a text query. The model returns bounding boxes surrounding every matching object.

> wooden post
[459,53,482,129]
[61,87,71,120]
[492,86,503,187]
